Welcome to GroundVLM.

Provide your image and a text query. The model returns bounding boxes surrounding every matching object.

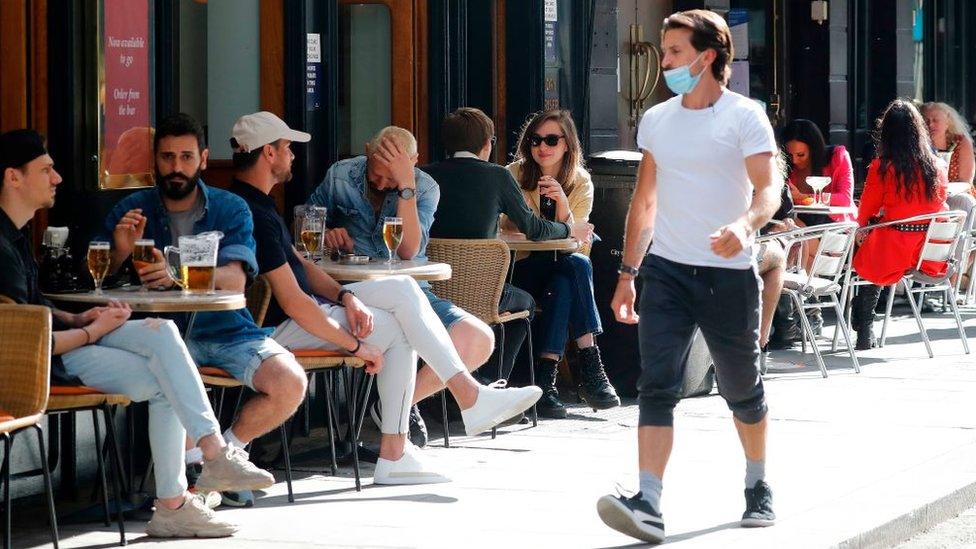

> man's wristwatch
[618,263,640,277]
[336,288,355,305]
[397,187,416,200]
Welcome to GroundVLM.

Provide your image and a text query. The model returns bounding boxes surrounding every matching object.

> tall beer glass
[87,241,111,294]
[383,217,403,266]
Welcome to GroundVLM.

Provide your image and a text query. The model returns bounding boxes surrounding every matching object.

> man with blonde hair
[309,126,497,446]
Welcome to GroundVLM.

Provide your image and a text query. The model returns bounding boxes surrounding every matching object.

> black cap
[0,129,48,172]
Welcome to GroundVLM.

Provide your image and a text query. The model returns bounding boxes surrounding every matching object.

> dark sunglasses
[529,133,565,147]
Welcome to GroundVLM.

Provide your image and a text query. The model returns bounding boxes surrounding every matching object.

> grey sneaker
[195,446,275,494]
[145,494,238,538]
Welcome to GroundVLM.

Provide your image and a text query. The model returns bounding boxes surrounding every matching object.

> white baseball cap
[231,111,311,152]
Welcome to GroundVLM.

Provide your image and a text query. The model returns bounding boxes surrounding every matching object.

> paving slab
[12,305,976,548]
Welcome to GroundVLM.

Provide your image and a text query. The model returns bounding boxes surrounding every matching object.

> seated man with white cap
[228,111,543,484]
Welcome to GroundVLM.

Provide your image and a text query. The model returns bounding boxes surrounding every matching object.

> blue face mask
[663,52,706,95]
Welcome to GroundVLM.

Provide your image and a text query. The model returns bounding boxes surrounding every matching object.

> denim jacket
[307,156,440,264]
[99,181,269,343]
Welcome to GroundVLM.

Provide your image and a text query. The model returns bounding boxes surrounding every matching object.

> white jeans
[62,319,219,498]
[271,276,467,434]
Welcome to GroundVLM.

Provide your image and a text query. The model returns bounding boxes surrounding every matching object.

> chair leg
[278,424,294,503]
[91,410,111,527]
[3,431,12,549]
[492,323,505,440]
[525,317,537,427]
[947,287,971,354]
[440,391,450,448]
[100,405,126,546]
[322,371,338,476]
[832,299,861,373]
[793,294,828,378]
[879,283,897,347]
[342,368,362,491]
[30,425,60,549]
[903,280,934,358]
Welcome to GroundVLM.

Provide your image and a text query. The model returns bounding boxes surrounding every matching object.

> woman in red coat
[851,99,948,349]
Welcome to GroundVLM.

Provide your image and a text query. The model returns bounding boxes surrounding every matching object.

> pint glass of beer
[132,239,157,291]
[87,241,111,294]
[300,215,324,261]
[164,232,222,294]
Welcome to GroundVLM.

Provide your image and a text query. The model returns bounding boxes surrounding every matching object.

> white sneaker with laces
[373,443,451,485]
[195,446,275,493]
[460,380,542,436]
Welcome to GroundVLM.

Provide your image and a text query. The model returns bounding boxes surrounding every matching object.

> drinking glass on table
[300,215,325,262]
[383,216,404,266]
[87,241,111,294]
[293,205,309,256]
[819,191,832,206]
[164,232,221,295]
[805,176,831,206]
[132,238,158,291]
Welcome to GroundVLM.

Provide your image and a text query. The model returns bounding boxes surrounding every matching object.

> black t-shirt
[229,179,314,327]
[0,208,77,384]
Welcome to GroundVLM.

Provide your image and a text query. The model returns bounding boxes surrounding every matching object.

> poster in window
[98,0,154,189]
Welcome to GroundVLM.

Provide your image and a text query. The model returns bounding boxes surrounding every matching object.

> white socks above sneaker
[639,471,663,511]
[745,458,765,488]
[185,447,203,465]
[223,429,246,450]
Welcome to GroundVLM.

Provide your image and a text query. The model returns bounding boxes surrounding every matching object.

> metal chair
[952,203,976,305]
[0,303,59,549]
[427,238,535,446]
[760,222,860,377]
[841,210,969,358]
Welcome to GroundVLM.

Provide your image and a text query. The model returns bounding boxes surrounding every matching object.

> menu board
[99,0,154,189]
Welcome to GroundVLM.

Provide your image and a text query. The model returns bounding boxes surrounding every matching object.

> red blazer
[788,145,856,222]
[853,159,948,285]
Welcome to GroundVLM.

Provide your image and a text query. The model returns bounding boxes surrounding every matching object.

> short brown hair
[441,108,494,155]
[662,9,734,85]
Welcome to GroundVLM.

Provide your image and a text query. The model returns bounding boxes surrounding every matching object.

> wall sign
[98,0,154,189]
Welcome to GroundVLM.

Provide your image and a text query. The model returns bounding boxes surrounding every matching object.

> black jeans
[637,255,767,427]
[483,283,535,381]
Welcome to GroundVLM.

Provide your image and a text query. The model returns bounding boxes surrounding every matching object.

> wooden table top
[318,258,452,282]
[44,287,246,312]
[498,233,581,252]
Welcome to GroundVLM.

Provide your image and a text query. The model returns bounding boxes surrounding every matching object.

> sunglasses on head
[529,133,565,147]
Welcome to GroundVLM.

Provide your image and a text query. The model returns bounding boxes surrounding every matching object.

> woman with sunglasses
[502,109,620,418]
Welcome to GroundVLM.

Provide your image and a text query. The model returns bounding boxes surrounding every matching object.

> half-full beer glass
[383,217,403,266]
[87,241,111,294]
[164,232,222,294]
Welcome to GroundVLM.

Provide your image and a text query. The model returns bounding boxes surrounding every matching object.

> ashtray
[337,254,370,265]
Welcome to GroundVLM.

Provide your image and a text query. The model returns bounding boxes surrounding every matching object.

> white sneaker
[373,443,451,485]
[195,446,275,493]
[145,494,238,538]
[461,381,542,436]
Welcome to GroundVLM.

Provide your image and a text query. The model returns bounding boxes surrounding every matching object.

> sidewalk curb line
[835,480,976,548]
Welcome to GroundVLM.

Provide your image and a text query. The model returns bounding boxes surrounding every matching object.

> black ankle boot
[535,358,567,419]
[577,346,621,411]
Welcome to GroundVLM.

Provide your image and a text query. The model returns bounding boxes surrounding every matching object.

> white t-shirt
[636,89,777,269]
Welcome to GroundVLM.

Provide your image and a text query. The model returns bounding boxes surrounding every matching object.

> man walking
[597,10,781,543]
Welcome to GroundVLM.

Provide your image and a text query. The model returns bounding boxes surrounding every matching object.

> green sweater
[425,157,571,240]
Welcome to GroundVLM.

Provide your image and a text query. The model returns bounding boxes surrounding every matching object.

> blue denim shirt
[99,180,269,343]
[307,156,440,266]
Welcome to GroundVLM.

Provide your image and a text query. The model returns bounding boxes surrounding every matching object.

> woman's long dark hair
[874,99,940,201]
[512,110,584,193]
[779,119,829,176]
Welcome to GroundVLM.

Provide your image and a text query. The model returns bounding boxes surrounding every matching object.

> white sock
[223,429,246,449]
[184,447,203,465]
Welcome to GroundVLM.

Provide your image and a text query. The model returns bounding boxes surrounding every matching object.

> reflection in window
[339,4,392,158]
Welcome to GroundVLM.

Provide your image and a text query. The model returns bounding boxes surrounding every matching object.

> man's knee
[253,355,307,406]
[449,318,494,370]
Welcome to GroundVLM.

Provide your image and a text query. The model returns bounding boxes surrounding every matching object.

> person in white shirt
[596,10,782,544]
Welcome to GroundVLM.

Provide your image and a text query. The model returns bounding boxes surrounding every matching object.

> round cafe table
[498,233,582,282]
[792,204,858,216]
[44,287,245,338]
[317,258,452,282]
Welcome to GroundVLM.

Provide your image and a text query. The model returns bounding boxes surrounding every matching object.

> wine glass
[805,176,831,206]
[87,241,111,294]
[383,217,404,267]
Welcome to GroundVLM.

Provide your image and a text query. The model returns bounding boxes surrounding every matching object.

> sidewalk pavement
[16,304,976,548]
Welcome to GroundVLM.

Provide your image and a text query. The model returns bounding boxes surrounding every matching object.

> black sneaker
[741,480,776,527]
[596,491,665,544]
[221,489,255,508]
[370,400,428,448]
[577,347,621,411]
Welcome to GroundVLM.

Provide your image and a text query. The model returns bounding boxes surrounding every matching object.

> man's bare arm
[620,150,659,269]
